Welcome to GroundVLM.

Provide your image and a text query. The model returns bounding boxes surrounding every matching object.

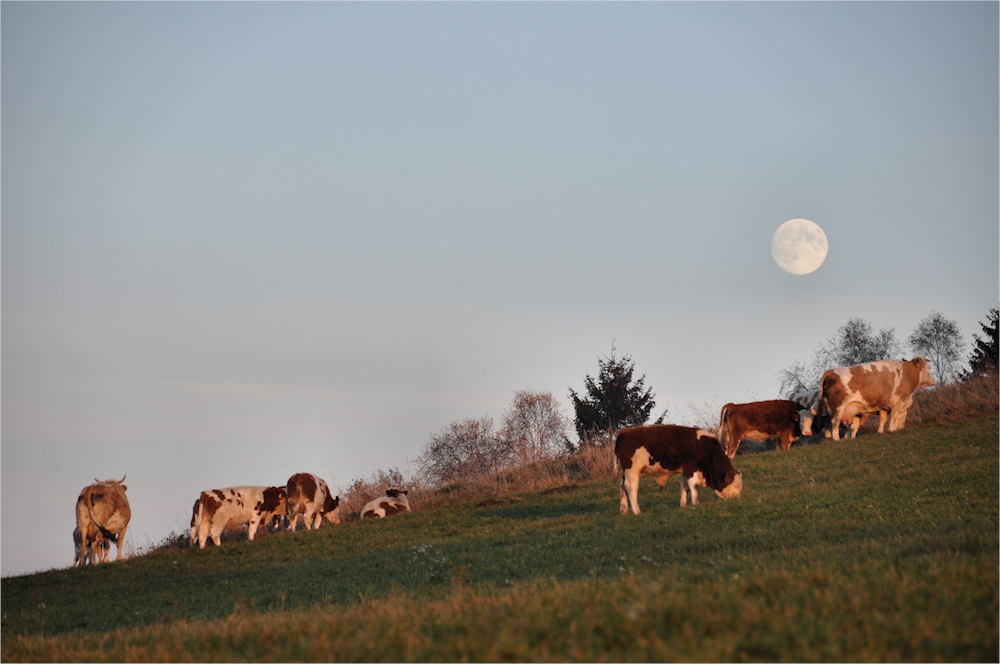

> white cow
[190,486,287,548]
[361,489,411,519]
[286,473,341,531]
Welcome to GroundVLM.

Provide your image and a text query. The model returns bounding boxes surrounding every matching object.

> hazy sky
[3,2,997,578]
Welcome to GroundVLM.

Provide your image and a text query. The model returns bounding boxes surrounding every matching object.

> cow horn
[120,474,126,483]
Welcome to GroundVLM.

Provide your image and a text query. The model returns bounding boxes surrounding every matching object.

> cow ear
[121,485,128,491]
[792,411,800,422]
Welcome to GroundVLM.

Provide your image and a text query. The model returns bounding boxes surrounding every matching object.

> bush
[908,372,999,427]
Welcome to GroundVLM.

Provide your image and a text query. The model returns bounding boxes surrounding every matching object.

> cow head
[95,476,127,491]
[323,496,342,525]
[910,357,935,389]
[714,471,743,500]
[798,408,815,437]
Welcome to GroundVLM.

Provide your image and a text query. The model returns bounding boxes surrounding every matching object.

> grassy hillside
[3,416,997,662]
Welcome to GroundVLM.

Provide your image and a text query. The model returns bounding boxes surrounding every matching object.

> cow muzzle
[715,472,743,500]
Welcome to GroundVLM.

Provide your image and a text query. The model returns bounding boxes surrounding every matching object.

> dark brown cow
[615,425,743,515]
[718,399,807,457]
[361,489,411,519]
[286,473,341,531]
[820,358,935,441]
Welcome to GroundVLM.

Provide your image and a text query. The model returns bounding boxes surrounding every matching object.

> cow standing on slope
[286,473,341,531]
[615,425,743,515]
[190,486,287,548]
[718,400,809,457]
[75,477,131,565]
[820,357,935,441]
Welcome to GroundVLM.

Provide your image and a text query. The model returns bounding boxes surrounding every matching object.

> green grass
[3,416,997,662]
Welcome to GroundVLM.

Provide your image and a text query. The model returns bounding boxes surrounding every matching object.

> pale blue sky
[3,2,997,577]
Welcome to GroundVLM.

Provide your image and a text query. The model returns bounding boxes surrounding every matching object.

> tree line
[415,307,998,488]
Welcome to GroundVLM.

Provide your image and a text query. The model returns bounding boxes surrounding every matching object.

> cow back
[83,481,131,536]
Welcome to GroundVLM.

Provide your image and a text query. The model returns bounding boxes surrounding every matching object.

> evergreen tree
[568,347,662,447]
[963,307,998,379]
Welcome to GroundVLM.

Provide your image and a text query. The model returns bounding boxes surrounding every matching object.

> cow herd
[615,357,935,514]
[75,357,935,566]
[73,470,411,565]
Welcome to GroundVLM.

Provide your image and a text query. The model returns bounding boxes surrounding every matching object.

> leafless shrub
[415,416,515,489]
[498,390,569,465]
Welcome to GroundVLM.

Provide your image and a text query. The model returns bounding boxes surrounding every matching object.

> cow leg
[311,513,323,530]
[621,470,641,515]
[830,407,845,441]
[684,474,700,506]
[248,517,261,541]
[209,520,224,547]
[115,526,127,561]
[877,410,888,433]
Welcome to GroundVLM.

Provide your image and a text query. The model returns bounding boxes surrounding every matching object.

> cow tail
[718,404,732,449]
[190,496,203,542]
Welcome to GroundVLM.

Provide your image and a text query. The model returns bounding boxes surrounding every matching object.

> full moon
[771,218,829,275]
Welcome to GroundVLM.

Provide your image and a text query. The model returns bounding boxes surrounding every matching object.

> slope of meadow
[2,416,997,662]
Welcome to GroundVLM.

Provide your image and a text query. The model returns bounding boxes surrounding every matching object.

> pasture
[2,416,997,662]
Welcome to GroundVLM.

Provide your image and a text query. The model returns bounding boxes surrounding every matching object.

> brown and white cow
[286,473,341,531]
[718,400,808,457]
[615,425,743,515]
[74,477,131,565]
[820,357,935,441]
[793,388,881,440]
[361,489,411,519]
[190,486,287,548]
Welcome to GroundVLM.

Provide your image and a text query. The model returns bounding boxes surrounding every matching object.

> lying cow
[286,473,341,531]
[190,486,287,548]
[361,489,411,519]
[820,357,934,441]
[75,476,131,565]
[615,425,743,515]
[718,399,808,457]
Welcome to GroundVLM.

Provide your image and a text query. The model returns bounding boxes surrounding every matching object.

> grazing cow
[615,425,743,515]
[820,357,935,441]
[718,400,807,457]
[75,477,131,565]
[190,486,287,549]
[361,489,411,519]
[286,473,341,531]
[794,388,878,440]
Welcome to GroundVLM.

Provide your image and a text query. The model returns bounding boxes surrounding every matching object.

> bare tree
[778,317,903,398]
[497,390,569,464]
[416,416,514,487]
[908,312,964,384]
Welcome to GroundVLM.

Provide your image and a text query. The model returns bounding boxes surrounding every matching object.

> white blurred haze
[3,2,997,577]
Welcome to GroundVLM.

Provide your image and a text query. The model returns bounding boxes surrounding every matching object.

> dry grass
[908,372,998,427]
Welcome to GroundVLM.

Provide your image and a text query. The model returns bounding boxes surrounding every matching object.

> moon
[771,219,829,275]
